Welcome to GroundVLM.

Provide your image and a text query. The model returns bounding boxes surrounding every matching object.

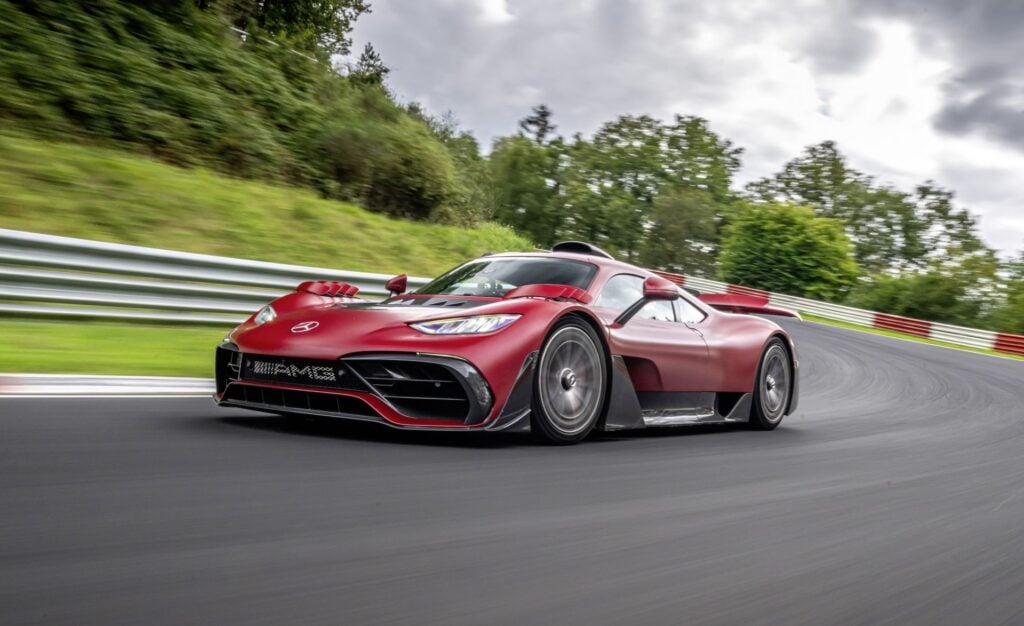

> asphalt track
[2,319,1024,625]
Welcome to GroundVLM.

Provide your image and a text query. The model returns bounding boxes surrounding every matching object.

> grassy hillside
[0,133,531,275]
[0,1,472,220]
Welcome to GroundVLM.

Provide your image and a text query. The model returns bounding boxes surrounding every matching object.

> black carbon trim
[717,392,753,422]
[485,351,537,433]
[599,355,645,431]
[221,384,381,420]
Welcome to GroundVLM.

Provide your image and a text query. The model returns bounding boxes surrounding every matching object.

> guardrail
[0,228,428,324]
[2,228,1021,357]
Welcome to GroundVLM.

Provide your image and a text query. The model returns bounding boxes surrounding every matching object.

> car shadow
[216,412,758,448]
[217,414,530,448]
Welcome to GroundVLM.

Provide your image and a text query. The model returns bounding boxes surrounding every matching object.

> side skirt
[636,391,753,427]
[600,356,646,431]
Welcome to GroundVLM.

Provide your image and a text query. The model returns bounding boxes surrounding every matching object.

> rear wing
[697,293,801,319]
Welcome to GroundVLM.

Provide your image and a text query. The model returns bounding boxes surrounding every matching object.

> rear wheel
[531,318,607,444]
[749,338,791,430]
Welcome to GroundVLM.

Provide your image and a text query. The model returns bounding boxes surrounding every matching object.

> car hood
[229,297,532,359]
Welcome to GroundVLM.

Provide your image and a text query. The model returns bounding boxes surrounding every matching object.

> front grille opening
[224,385,378,418]
[216,346,242,394]
[348,360,471,421]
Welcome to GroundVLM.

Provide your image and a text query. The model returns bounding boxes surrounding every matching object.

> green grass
[0,319,230,376]
[801,313,1024,361]
[0,133,532,276]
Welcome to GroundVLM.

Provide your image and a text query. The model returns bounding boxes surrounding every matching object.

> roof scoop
[551,241,614,260]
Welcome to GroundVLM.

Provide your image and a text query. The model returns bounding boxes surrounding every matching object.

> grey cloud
[802,19,878,75]
[938,162,1024,253]
[936,83,1024,148]
[859,0,1024,151]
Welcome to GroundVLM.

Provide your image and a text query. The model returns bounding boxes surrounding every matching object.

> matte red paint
[698,293,800,319]
[385,274,408,295]
[221,251,796,429]
[642,275,680,300]
[503,283,592,303]
[296,281,359,297]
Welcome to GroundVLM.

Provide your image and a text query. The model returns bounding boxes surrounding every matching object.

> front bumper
[215,343,520,430]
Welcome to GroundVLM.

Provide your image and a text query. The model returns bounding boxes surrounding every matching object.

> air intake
[551,241,614,260]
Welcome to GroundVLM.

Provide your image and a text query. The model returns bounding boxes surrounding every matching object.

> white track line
[0,374,215,397]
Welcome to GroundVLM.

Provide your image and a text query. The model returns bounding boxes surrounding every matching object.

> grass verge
[0,319,229,377]
[0,133,532,276]
[801,313,1024,361]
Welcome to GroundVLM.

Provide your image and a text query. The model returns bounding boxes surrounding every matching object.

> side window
[674,297,707,324]
[594,274,644,312]
[636,299,676,322]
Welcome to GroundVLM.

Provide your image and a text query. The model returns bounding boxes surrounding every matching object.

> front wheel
[531,318,607,444]
[749,338,792,430]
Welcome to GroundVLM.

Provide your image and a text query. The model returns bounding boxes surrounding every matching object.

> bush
[846,273,983,328]
[719,202,860,300]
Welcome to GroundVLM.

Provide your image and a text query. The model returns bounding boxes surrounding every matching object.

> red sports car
[215,242,799,443]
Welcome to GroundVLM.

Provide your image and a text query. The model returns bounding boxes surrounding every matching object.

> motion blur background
[0,0,1021,375]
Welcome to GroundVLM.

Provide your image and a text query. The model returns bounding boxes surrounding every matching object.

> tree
[747,141,989,274]
[640,187,718,275]
[407,105,494,225]
[846,272,983,328]
[518,104,557,144]
[212,0,371,56]
[555,114,741,260]
[989,254,1024,334]
[719,203,860,301]
[489,135,560,246]
[349,42,389,87]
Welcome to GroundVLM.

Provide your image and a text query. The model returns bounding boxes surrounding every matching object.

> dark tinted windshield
[416,257,597,297]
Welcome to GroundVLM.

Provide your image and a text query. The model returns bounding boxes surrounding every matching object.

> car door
[594,274,711,392]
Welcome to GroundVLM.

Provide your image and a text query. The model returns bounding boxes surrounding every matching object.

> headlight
[253,304,277,325]
[410,314,521,335]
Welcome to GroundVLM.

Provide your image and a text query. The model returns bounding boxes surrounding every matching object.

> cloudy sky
[351,0,1024,255]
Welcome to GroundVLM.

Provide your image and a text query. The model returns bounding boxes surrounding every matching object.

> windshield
[416,257,597,297]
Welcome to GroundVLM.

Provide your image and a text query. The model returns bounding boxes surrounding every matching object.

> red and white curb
[0,374,215,397]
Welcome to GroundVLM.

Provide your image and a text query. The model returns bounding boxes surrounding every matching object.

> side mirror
[642,276,680,301]
[386,274,407,296]
[615,276,680,325]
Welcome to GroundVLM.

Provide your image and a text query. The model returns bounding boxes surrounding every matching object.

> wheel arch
[766,330,798,415]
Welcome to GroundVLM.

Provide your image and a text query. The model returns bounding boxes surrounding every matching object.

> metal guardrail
[0,228,427,324]
[664,273,1023,356]
[1,228,1021,356]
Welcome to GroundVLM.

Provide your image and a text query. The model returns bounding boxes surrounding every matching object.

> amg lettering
[252,361,337,382]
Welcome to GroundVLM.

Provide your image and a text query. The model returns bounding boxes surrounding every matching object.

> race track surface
[2,319,1024,625]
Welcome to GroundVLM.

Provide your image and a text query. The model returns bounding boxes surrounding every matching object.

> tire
[749,337,792,430]
[531,318,608,444]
